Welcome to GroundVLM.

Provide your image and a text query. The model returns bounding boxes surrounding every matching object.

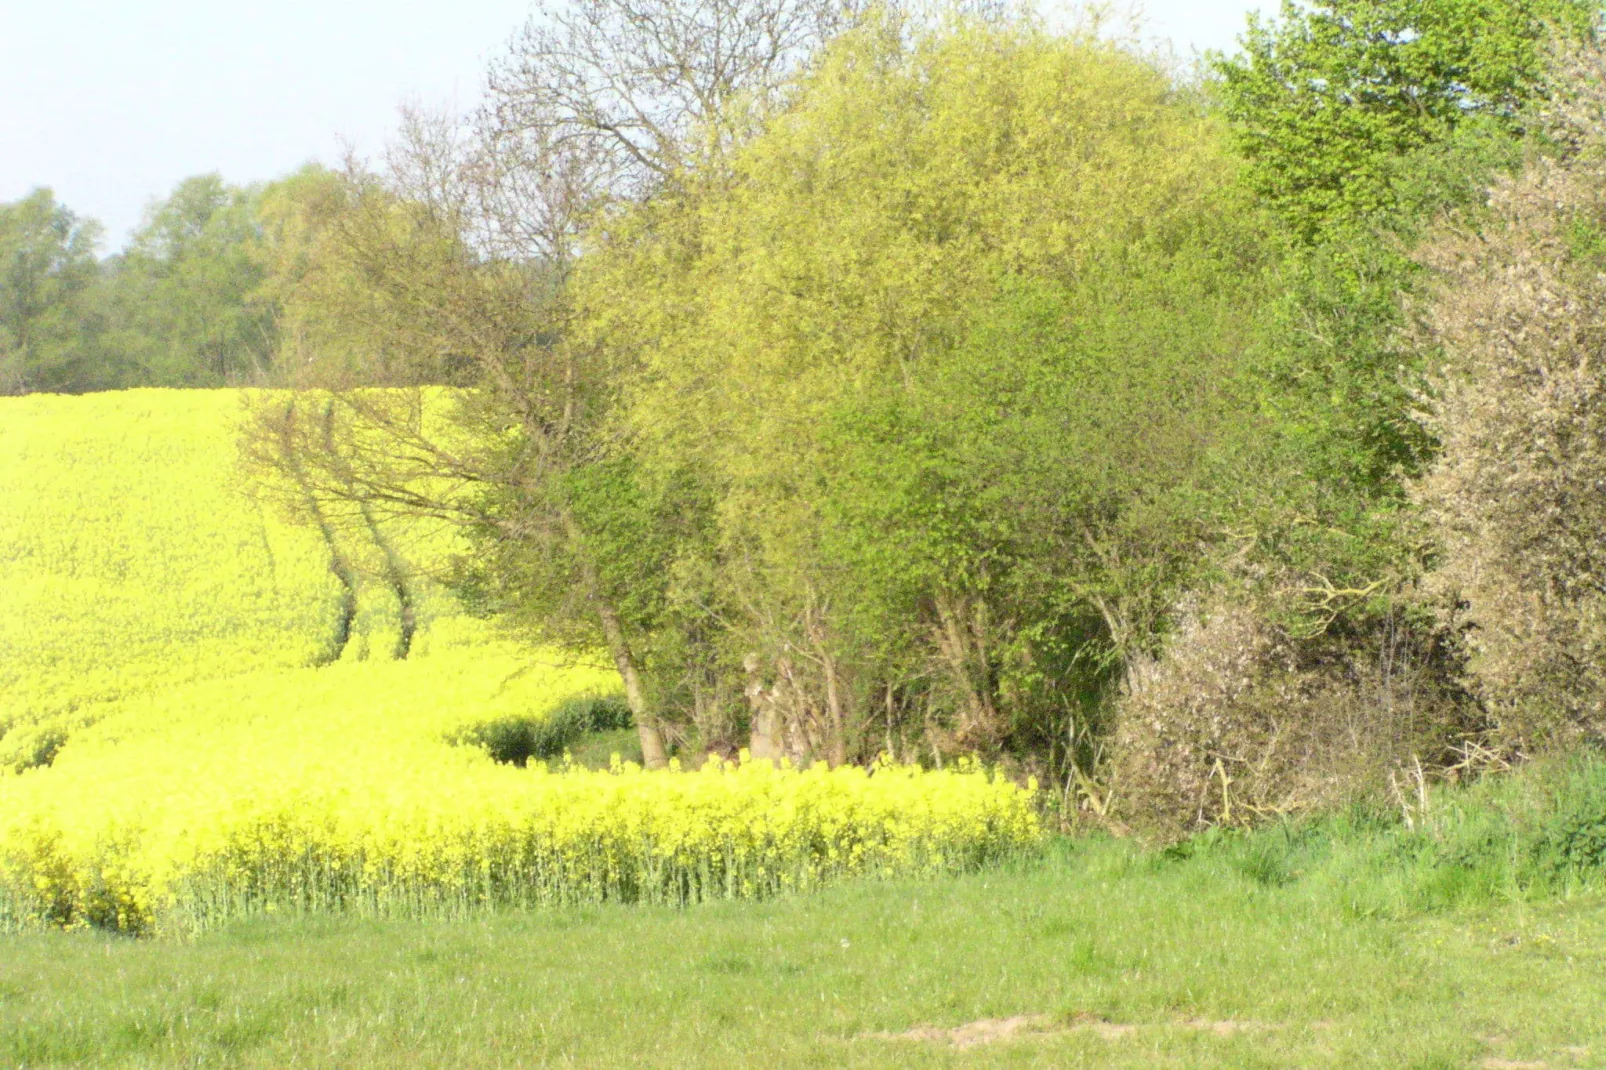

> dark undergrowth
[445,694,634,766]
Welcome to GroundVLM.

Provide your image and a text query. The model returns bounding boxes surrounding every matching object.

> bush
[449,694,633,766]
[1414,36,1606,749]
[1108,590,1473,841]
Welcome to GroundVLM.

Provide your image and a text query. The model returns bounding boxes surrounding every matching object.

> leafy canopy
[583,13,1277,748]
[1215,0,1598,242]
[0,190,105,394]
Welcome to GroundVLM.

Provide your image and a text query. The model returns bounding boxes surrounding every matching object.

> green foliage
[254,164,496,388]
[1526,762,1606,882]
[1211,4,1593,618]
[448,694,633,765]
[1102,14,1599,826]
[1201,11,1595,648]
[0,189,106,394]
[1215,0,1597,242]
[591,13,1279,760]
[104,174,275,386]
[0,170,353,394]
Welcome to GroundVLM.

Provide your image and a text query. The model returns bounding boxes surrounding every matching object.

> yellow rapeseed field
[0,390,1039,934]
[0,674,1035,934]
[0,389,475,767]
[0,390,339,764]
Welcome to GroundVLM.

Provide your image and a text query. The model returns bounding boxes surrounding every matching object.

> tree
[1415,33,1606,749]
[0,189,106,394]
[586,13,1277,765]
[1215,0,1597,243]
[247,0,867,770]
[486,0,865,208]
[1093,8,1606,837]
[105,174,275,386]
[1206,0,1599,638]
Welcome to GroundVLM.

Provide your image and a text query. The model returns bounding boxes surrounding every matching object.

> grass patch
[4,830,1606,1067]
[1185,754,1606,919]
[562,726,644,769]
[9,758,1606,1066]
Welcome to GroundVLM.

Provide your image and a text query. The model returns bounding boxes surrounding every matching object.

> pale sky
[0,0,1274,250]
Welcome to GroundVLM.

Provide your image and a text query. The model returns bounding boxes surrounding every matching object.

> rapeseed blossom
[0,390,1040,935]
[0,656,1037,934]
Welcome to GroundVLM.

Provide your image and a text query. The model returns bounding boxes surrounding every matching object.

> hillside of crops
[0,389,533,769]
[0,390,1039,935]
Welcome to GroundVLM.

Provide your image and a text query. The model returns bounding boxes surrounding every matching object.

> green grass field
[4,834,1604,1069]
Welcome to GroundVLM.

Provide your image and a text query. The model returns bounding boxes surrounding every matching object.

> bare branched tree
[250,0,875,769]
[487,0,866,207]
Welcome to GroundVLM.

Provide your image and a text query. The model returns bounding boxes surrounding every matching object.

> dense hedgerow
[1110,590,1476,840]
[1414,37,1606,749]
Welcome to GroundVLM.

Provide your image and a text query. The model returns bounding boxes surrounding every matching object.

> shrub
[1414,36,1606,749]
[448,695,634,766]
[1108,590,1473,841]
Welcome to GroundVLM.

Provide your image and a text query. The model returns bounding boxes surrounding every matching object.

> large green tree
[0,189,107,394]
[587,14,1278,764]
[1215,0,1597,243]
[242,0,864,770]
[1204,0,1599,632]
[1090,2,1605,836]
[104,174,275,386]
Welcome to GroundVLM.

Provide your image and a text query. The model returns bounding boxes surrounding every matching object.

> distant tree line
[0,168,348,394]
[13,0,1606,837]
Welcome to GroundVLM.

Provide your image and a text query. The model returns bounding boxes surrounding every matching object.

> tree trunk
[822,658,848,767]
[595,597,670,770]
[743,653,785,763]
[807,622,848,767]
[562,510,669,770]
[777,656,822,760]
[931,592,1000,748]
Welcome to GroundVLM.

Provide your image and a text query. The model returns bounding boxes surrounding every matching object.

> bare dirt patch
[1180,1018,1267,1036]
[873,1015,1057,1049]
[1479,1031,1595,1068]
[1064,1012,1140,1041]
[868,1013,1270,1048]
